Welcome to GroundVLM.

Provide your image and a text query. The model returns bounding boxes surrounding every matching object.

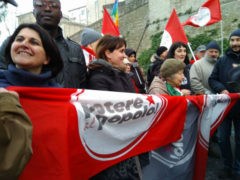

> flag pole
[220,20,224,56]
[187,42,197,62]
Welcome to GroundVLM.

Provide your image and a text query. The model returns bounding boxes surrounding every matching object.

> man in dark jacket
[0,0,87,88]
[209,28,240,180]
[146,46,168,88]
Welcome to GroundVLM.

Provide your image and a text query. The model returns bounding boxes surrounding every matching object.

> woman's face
[174,46,187,62]
[106,45,127,68]
[128,53,136,63]
[167,69,185,87]
[11,28,49,74]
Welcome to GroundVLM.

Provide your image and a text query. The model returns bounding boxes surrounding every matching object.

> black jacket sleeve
[208,59,226,93]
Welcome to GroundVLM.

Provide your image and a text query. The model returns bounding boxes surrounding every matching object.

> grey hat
[80,28,102,47]
[1,0,18,6]
[160,58,186,79]
[196,45,206,52]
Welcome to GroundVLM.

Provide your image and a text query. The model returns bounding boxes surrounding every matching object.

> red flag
[160,9,188,49]
[6,87,239,180]
[182,0,222,27]
[102,8,120,36]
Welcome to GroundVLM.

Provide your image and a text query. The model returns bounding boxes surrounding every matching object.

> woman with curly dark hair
[166,42,192,96]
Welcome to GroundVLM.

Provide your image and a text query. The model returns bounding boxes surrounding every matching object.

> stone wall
[70,0,149,55]
[146,0,240,51]
[70,0,240,55]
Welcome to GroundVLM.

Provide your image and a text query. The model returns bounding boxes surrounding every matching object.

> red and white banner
[6,87,239,180]
[102,8,120,36]
[160,9,188,49]
[182,0,222,27]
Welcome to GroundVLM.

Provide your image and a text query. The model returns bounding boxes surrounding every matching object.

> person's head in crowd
[205,41,220,61]
[229,28,240,53]
[195,45,206,59]
[125,48,137,63]
[4,23,63,77]
[123,58,131,73]
[95,34,127,70]
[160,58,186,87]
[166,42,189,65]
[81,28,102,51]
[33,0,62,36]
[1,0,18,6]
[156,46,168,60]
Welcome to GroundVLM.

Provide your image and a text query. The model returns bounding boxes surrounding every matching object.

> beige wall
[17,12,84,38]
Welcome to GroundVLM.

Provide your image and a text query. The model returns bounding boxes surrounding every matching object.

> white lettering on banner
[170,136,184,159]
[71,90,168,161]
[190,7,211,27]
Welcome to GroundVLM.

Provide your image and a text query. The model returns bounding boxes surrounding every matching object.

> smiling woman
[87,35,142,180]
[0,23,63,87]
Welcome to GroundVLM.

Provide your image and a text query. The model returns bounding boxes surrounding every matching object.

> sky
[15,0,87,14]
[0,0,86,43]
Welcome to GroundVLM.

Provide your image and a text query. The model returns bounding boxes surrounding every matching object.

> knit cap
[125,48,136,57]
[160,58,186,79]
[81,28,102,47]
[230,28,240,38]
[156,46,167,57]
[206,41,220,51]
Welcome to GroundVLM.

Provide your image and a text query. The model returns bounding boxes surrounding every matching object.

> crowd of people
[0,0,240,179]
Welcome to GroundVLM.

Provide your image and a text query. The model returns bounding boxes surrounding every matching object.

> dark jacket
[125,48,146,93]
[130,63,146,93]
[0,27,87,89]
[87,59,136,93]
[209,49,240,118]
[209,49,240,93]
[180,64,192,93]
[146,55,164,88]
[87,59,141,180]
[0,64,60,88]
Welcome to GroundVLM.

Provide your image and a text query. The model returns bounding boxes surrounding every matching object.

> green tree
[137,31,163,73]
[138,29,229,73]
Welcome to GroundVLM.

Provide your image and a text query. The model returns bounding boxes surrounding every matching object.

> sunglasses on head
[34,0,61,10]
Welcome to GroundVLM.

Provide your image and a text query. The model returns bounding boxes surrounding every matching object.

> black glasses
[34,0,61,10]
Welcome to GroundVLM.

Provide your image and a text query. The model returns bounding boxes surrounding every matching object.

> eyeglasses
[34,0,61,10]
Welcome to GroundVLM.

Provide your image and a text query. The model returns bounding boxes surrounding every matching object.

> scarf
[166,82,182,96]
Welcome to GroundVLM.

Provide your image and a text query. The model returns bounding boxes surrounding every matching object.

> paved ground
[205,134,235,180]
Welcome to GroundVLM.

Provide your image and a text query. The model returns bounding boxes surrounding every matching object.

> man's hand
[0,88,19,97]
[220,90,229,94]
